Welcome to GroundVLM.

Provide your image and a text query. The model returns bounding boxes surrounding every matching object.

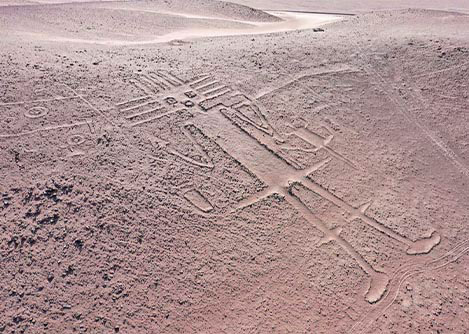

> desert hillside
[229,0,469,13]
[1,1,468,334]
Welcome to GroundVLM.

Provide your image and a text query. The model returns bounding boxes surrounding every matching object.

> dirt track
[1,1,469,333]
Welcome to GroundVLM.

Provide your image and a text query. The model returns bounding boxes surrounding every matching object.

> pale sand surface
[0,3,341,45]
[1,1,469,334]
[35,11,341,45]
[229,0,469,14]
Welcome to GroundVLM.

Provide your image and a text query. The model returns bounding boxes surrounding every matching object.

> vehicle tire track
[352,39,469,179]
[349,239,469,334]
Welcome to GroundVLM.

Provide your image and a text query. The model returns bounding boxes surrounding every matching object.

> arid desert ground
[1,0,469,333]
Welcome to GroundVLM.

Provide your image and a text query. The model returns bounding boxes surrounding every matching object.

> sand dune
[229,0,469,14]
[0,2,340,44]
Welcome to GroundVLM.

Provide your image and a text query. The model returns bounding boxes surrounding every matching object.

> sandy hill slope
[4,0,469,13]
[0,0,283,44]
[0,0,344,45]
[0,3,469,334]
[229,0,469,13]
[0,0,35,5]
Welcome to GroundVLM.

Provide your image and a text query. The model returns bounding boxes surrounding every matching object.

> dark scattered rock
[74,239,84,251]
[55,182,73,195]
[112,285,124,295]
[25,204,41,219]
[47,273,54,283]
[27,237,36,246]
[9,290,21,297]
[10,149,20,163]
[8,236,19,248]
[2,193,11,208]
[313,28,325,32]
[150,278,160,290]
[12,316,24,324]
[23,189,34,204]
[63,265,75,277]
[1,200,9,208]
[38,214,59,225]
[62,304,72,310]
[97,134,111,147]
[43,188,59,203]
[22,182,73,206]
